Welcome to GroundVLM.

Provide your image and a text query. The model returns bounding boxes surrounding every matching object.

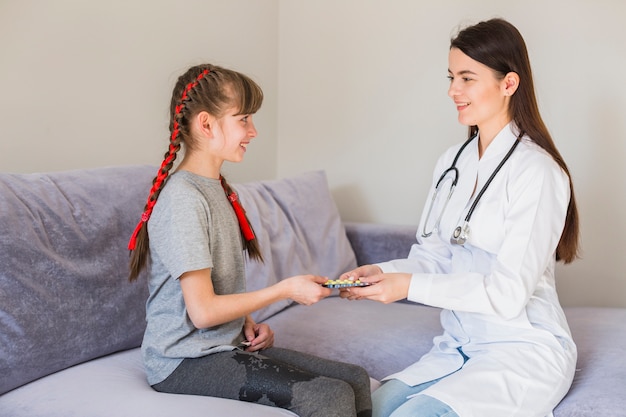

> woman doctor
[340,18,580,417]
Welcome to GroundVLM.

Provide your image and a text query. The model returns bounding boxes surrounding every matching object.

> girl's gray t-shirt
[141,171,246,385]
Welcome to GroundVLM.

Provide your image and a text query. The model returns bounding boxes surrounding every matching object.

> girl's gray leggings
[152,347,372,417]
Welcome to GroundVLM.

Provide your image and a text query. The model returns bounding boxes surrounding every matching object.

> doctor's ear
[503,72,520,97]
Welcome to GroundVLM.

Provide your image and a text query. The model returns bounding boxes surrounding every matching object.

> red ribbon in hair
[225,190,255,242]
[128,68,211,251]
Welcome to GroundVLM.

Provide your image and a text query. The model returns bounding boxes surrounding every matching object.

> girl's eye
[241,116,249,122]
[447,75,453,82]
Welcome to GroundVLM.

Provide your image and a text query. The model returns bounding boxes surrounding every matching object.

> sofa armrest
[344,222,417,266]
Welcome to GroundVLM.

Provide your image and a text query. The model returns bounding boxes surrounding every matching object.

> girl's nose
[248,122,257,138]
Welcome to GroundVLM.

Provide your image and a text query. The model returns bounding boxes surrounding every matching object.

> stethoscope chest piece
[450,221,470,245]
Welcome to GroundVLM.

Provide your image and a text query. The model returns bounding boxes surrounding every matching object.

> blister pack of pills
[322,279,371,288]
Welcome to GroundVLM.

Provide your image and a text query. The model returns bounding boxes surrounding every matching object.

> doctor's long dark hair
[451,18,580,263]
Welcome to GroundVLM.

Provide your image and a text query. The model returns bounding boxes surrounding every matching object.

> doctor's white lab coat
[377,123,577,417]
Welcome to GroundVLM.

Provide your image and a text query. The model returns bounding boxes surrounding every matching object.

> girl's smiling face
[447,47,513,142]
[181,107,258,179]
[205,108,258,165]
[214,110,258,163]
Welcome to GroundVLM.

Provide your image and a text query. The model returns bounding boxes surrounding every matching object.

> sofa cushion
[236,170,357,322]
[552,307,626,416]
[344,222,415,265]
[0,165,155,395]
[0,348,298,417]
[265,297,443,381]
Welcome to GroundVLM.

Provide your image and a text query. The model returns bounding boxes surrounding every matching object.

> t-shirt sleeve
[148,184,213,280]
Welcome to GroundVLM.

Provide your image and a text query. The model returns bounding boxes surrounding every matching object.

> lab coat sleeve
[404,150,570,320]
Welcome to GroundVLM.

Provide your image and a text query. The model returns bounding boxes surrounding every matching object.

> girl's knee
[354,364,371,382]
[341,362,371,385]
[292,377,356,417]
[314,377,355,403]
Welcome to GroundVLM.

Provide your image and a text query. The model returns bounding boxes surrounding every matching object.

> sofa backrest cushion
[0,166,356,394]
[236,170,357,322]
[0,166,154,395]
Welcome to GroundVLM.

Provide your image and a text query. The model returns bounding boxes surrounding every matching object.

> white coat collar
[476,122,521,162]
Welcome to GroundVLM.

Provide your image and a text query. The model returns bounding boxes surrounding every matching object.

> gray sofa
[1,165,624,417]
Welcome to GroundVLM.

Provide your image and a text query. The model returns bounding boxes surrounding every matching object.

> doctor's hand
[340,272,411,304]
[337,264,382,300]
[339,264,383,282]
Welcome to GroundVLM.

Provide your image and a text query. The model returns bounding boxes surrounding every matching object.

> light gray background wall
[1,0,624,308]
[0,0,279,180]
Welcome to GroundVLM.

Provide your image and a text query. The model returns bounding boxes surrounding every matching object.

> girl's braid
[127,69,210,281]
[219,176,263,263]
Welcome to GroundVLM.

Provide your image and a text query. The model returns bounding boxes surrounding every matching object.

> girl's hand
[341,272,412,304]
[243,317,274,351]
[281,275,332,305]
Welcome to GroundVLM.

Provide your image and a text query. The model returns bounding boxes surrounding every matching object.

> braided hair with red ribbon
[128,66,263,282]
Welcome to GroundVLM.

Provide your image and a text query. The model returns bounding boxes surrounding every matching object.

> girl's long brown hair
[128,64,264,282]
[451,18,580,263]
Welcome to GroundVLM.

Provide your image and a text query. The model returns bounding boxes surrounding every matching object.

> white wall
[1,0,624,308]
[277,0,626,308]
[0,0,279,182]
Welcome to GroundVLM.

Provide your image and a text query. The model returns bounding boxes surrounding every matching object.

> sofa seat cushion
[552,307,626,416]
[0,348,298,417]
[264,297,443,381]
[266,298,626,416]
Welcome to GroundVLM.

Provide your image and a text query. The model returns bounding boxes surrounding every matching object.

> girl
[340,18,579,417]
[128,64,371,417]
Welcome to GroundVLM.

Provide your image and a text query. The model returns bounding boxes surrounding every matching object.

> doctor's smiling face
[447,47,517,144]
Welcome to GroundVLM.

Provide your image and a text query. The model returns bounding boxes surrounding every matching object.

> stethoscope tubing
[421,131,523,240]
[462,137,520,224]
[434,133,477,190]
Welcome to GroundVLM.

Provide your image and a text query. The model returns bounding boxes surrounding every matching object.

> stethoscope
[421,131,522,245]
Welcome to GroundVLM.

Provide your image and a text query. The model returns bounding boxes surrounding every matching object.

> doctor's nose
[448,82,459,99]
[448,76,467,98]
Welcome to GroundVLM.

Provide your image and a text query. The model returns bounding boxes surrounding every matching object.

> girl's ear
[195,111,214,138]
[503,72,520,96]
